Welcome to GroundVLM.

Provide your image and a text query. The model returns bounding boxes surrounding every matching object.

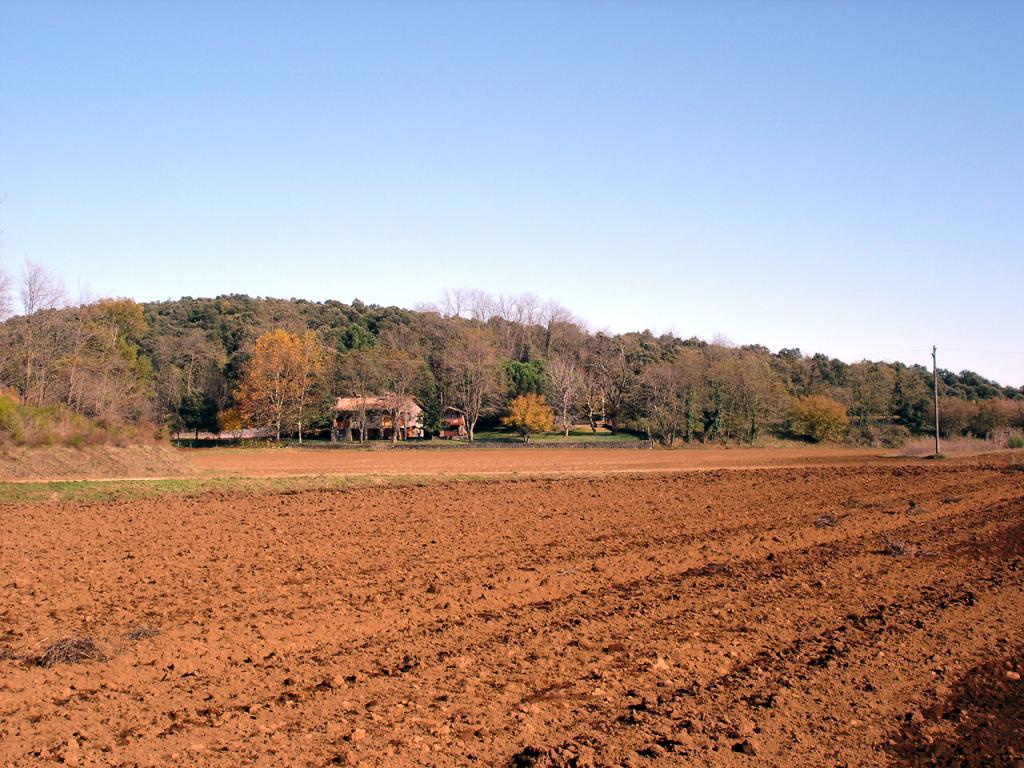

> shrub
[1009,435,1024,450]
[788,395,850,442]
[0,391,148,448]
[0,394,20,439]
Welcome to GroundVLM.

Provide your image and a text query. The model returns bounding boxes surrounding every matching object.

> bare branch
[20,259,65,315]
[0,263,12,320]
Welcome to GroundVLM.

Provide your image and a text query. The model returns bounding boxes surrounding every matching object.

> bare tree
[438,288,471,319]
[637,350,703,445]
[541,301,583,358]
[0,263,11,320]
[337,346,386,443]
[0,199,8,321]
[17,261,66,406]
[0,265,11,381]
[150,328,228,427]
[0,297,154,422]
[730,352,784,444]
[588,334,637,432]
[545,356,581,436]
[441,323,501,442]
[379,347,427,443]
[20,260,65,315]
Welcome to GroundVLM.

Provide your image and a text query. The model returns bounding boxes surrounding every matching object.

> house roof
[333,395,422,414]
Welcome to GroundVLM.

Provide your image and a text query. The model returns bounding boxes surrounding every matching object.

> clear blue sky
[2,1,1022,386]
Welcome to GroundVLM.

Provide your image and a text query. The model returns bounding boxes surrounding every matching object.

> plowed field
[1,454,1022,767]
[189,445,883,478]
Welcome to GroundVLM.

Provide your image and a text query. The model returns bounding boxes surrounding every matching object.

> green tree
[505,359,545,396]
[340,323,377,351]
[178,391,218,438]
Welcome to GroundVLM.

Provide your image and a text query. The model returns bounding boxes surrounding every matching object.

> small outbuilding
[439,407,467,439]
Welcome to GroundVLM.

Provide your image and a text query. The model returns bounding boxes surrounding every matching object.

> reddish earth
[1,453,1022,766]
[0,445,192,482]
[188,445,888,479]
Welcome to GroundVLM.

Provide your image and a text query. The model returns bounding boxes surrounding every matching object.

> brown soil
[1,454,1022,766]
[0,445,193,482]
[189,444,889,479]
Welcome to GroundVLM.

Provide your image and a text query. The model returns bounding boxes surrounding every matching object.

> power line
[940,348,1024,356]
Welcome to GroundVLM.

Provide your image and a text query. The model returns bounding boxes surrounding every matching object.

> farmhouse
[332,395,424,441]
[440,407,468,439]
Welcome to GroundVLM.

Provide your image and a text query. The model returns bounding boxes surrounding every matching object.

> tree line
[1,263,1021,446]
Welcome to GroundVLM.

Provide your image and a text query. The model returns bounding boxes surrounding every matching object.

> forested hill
[1,291,1021,446]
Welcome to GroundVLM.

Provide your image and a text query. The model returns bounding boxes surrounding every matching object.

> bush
[0,394,21,440]
[0,391,152,448]
[1009,435,1024,450]
[788,395,850,442]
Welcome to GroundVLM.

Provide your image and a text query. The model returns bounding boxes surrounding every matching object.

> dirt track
[1,454,1022,766]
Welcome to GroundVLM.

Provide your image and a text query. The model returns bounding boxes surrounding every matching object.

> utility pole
[932,345,940,456]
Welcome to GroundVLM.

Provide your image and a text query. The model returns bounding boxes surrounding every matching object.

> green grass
[0,472,495,504]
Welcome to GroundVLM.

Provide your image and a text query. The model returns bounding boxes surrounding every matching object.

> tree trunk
[298,420,303,445]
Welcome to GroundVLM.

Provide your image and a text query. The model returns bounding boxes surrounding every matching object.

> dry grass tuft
[898,436,1012,458]
[33,637,107,667]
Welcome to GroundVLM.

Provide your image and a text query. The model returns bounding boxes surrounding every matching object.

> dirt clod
[732,739,760,755]
[882,537,908,557]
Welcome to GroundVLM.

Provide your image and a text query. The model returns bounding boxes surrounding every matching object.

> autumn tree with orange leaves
[235,330,326,441]
[502,393,555,443]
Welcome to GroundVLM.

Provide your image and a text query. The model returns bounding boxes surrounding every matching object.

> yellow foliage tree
[788,395,849,442]
[217,406,245,440]
[234,330,325,441]
[502,393,555,443]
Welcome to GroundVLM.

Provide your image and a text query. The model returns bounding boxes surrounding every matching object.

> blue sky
[2,1,1022,386]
